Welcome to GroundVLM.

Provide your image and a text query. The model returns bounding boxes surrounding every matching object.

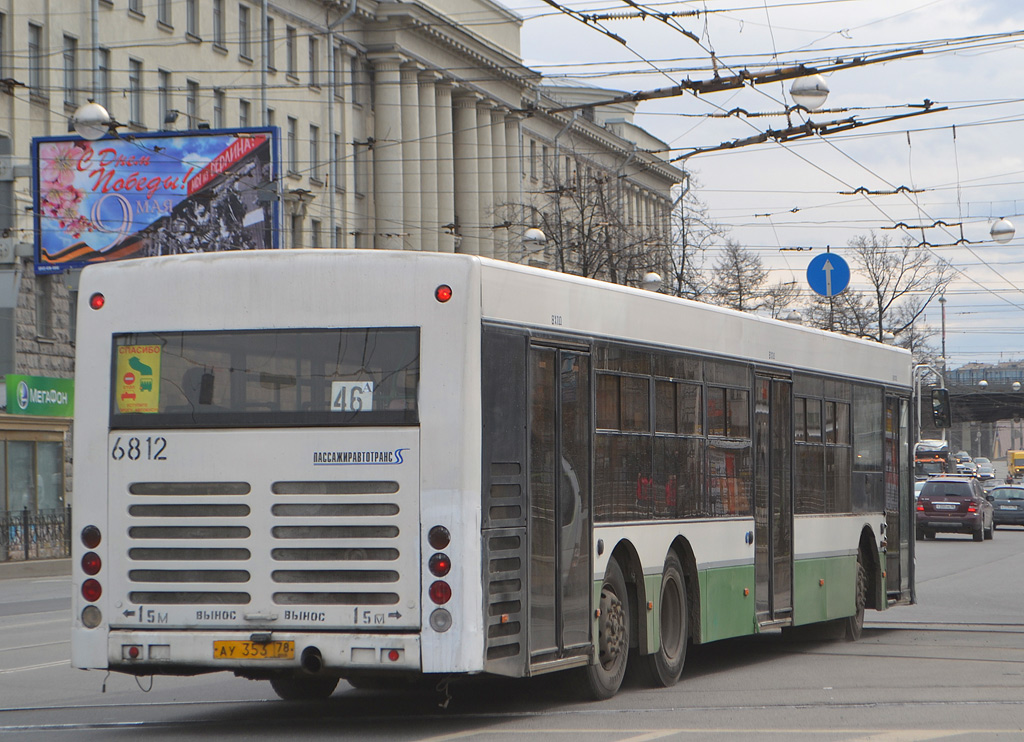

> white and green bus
[71,250,914,700]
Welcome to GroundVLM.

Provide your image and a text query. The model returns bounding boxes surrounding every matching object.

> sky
[500,0,1024,369]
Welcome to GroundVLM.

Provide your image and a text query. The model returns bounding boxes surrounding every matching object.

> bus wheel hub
[598,587,626,666]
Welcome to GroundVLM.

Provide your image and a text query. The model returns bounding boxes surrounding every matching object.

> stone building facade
[0,0,682,517]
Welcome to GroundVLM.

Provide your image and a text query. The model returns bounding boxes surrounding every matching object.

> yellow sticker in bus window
[116,345,162,413]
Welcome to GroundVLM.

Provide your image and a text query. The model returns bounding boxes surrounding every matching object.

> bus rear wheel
[844,553,866,642]
[641,552,687,687]
[583,558,630,700]
[270,674,339,701]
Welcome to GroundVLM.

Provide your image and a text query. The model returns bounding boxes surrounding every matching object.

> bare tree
[803,288,876,337]
[848,231,953,343]
[708,240,770,312]
[663,176,721,300]
[523,152,667,288]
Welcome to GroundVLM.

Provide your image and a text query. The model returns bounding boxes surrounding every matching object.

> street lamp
[641,272,662,292]
[71,101,114,141]
[789,74,829,111]
[990,218,1015,244]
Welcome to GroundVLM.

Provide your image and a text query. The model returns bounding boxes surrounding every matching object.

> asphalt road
[2,530,1024,741]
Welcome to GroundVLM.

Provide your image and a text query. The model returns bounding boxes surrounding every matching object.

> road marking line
[845,733,966,742]
[0,659,68,674]
[0,640,69,653]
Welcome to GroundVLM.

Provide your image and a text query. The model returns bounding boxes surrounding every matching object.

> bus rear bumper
[105,629,421,676]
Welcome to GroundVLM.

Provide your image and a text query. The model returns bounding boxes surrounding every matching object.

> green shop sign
[5,375,74,417]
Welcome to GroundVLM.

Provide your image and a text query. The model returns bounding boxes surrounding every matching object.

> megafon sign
[32,127,278,275]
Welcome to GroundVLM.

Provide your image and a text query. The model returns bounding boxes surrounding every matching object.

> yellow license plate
[213,640,295,660]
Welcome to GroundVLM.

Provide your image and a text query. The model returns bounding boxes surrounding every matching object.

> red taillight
[81,525,101,549]
[968,504,977,513]
[428,525,450,550]
[434,285,453,303]
[429,553,451,577]
[916,503,924,511]
[81,579,102,602]
[89,292,105,310]
[429,580,452,605]
[387,649,400,662]
[81,552,102,576]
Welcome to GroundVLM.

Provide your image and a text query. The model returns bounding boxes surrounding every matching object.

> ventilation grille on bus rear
[483,527,527,674]
[126,480,403,609]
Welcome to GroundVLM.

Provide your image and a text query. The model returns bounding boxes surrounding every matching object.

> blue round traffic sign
[806,252,850,298]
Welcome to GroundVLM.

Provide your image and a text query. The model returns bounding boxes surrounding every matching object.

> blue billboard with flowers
[32,128,278,275]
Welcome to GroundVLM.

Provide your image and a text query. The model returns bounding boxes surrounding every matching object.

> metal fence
[0,507,72,562]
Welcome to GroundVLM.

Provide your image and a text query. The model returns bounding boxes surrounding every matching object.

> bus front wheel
[640,552,687,687]
[584,558,630,700]
[270,674,339,701]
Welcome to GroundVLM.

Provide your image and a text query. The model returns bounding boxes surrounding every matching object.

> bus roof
[80,249,912,389]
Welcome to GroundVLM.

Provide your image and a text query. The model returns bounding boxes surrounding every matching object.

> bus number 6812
[111,436,168,461]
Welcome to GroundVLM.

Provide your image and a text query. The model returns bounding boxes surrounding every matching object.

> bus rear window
[110,328,419,428]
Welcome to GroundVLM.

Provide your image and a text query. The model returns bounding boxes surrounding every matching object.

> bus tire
[844,553,866,642]
[269,674,339,701]
[584,558,630,700]
[640,552,687,687]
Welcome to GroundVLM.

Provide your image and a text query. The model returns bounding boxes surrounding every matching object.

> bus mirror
[931,388,951,428]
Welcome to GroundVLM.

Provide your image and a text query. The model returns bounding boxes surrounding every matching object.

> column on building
[452,91,481,255]
[504,113,522,262]
[475,100,495,259]
[435,80,456,253]
[370,55,404,250]
[400,62,421,251]
[418,72,439,253]
[490,107,508,261]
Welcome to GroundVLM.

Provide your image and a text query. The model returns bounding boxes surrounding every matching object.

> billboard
[32,127,279,274]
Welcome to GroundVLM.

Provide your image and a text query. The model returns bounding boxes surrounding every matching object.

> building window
[0,14,5,79]
[158,69,172,126]
[28,23,43,96]
[265,17,275,70]
[2,439,66,512]
[333,133,345,192]
[35,276,53,339]
[287,116,298,174]
[213,0,225,47]
[286,26,297,78]
[213,88,225,128]
[291,214,302,248]
[266,107,274,128]
[333,45,344,100]
[238,4,251,60]
[239,98,250,127]
[186,0,198,37]
[309,124,320,181]
[158,0,171,26]
[129,0,142,13]
[353,141,366,196]
[187,79,199,127]
[63,36,77,109]
[308,36,319,87]
[129,59,143,125]
[529,140,537,180]
[311,219,321,249]
[97,48,110,108]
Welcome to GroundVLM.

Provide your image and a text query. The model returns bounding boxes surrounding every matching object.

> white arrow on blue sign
[806,252,850,298]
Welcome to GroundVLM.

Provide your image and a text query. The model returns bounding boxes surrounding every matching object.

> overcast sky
[501,0,1024,369]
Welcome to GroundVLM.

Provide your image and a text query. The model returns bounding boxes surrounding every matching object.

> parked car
[916,475,994,542]
[988,485,1024,529]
